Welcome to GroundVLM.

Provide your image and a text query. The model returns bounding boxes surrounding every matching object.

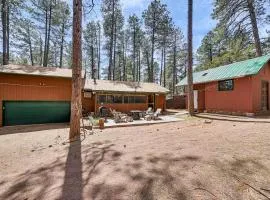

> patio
[83,110,188,129]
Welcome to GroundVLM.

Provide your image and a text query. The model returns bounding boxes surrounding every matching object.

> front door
[261,81,269,111]
[194,90,198,110]
[148,94,155,109]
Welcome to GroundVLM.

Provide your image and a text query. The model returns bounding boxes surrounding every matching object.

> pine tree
[101,0,123,80]
[127,14,143,81]
[212,0,266,56]
[84,21,98,78]
[69,0,82,140]
[142,0,168,82]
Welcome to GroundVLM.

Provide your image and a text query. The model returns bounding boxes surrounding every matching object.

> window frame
[218,79,234,91]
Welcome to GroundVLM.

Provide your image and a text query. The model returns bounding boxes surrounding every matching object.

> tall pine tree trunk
[59,20,65,68]
[150,27,155,82]
[172,34,177,95]
[91,46,95,79]
[43,1,52,67]
[146,50,150,82]
[247,0,262,57]
[69,0,82,140]
[2,0,8,65]
[187,0,194,115]
[39,36,43,65]
[43,7,48,66]
[163,48,166,87]
[138,48,141,81]
[112,19,117,81]
[97,23,101,79]
[6,2,9,62]
[108,0,115,80]
[123,40,126,81]
[160,48,164,85]
[133,24,136,81]
[27,25,34,66]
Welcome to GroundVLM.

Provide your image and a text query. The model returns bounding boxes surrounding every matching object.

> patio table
[130,110,143,120]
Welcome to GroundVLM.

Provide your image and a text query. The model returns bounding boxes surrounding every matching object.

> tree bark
[138,48,141,81]
[163,48,166,87]
[91,45,95,79]
[39,36,43,65]
[146,51,151,82]
[27,25,34,66]
[6,2,9,62]
[246,0,262,57]
[98,23,101,79]
[2,0,8,65]
[108,0,115,80]
[43,0,52,67]
[150,26,155,82]
[112,18,117,81]
[160,48,164,85]
[187,0,194,115]
[59,19,65,68]
[172,33,177,95]
[43,6,48,66]
[133,23,136,81]
[69,0,82,140]
[123,38,127,81]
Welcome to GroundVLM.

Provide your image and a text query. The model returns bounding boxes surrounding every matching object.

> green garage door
[3,101,71,126]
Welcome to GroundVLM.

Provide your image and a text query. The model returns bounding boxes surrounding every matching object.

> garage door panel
[3,101,71,126]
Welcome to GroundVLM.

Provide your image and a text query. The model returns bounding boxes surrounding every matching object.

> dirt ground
[1,117,270,200]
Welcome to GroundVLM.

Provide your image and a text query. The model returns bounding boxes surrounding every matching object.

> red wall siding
[155,94,166,111]
[204,77,253,113]
[251,62,270,113]
[82,92,95,114]
[0,74,72,126]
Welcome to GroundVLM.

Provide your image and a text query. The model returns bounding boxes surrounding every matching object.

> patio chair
[153,108,162,120]
[86,115,96,133]
[144,108,162,121]
[113,111,128,123]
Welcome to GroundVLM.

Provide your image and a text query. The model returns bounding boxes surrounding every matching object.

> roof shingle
[84,79,169,94]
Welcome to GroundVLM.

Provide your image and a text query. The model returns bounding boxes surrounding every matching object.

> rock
[48,145,52,148]
[124,145,126,148]
[204,120,212,124]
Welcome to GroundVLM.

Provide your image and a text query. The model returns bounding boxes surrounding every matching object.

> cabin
[0,64,168,127]
[177,55,270,116]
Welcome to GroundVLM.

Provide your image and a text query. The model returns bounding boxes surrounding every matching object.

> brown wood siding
[82,92,95,114]
[0,73,72,126]
[155,94,166,111]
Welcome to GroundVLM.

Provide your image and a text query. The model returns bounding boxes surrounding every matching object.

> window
[113,95,123,104]
[128,96,135,103]
[135,96,146,103]
[123,96,129,103]
[218,79,234,91]
[97,94,147,104]
[106,95,113,103]
[98,95,106,103]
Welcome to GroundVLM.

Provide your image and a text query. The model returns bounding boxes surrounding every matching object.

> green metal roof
[177,55,270,86]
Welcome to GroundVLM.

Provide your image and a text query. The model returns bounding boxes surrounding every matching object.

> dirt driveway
[0,118,270,200]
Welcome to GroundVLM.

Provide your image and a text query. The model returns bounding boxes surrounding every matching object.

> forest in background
[1,0,270,96]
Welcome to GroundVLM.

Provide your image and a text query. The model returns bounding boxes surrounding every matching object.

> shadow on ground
[0,123,69,135]
[1,137,270,200]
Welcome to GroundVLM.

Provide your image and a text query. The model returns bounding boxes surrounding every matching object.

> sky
[119,0,217,50]
[86,0,217,51]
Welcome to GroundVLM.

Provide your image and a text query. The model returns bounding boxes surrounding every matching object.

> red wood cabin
[0,64,168,127]
[178,55,270,116]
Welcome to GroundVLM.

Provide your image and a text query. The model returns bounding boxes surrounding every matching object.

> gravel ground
[0,118,270,200]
